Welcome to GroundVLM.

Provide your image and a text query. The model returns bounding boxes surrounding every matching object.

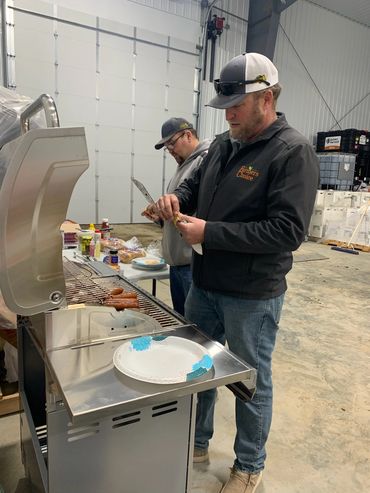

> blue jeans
[185,284,284,473]
[169,265,192,316]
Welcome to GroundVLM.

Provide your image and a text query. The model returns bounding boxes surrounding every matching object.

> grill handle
[20,93,60,133]
[226,381,255,402]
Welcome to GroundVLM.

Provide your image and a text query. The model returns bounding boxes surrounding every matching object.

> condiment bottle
[101,218,110,240]
[89,235,95,257]
[94,231,101,258]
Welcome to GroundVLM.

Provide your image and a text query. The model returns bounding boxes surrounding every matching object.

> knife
[131,177,203,255]
[131,177,155,204]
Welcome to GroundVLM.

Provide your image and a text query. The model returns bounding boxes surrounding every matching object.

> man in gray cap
[143,117,210,315]
[154,53,319,492]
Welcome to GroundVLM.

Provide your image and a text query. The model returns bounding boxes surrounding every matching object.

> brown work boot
[193,447,209,463]
[220,467,262,493]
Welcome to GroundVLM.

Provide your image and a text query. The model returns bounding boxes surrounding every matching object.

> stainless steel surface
[47,397,194,493]
[20,93,59,133]
[46,322,255,425]
[0,127,89,315]
[43,305,166,350]
[14,259,256,425]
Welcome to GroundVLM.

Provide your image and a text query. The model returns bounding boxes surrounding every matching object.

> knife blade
[132,176,203,255]
[131,177,155,204]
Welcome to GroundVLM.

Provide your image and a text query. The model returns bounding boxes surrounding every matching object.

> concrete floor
[0,235,369,492]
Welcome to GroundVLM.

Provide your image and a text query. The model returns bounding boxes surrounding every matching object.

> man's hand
[176,214,205,245]
[141,203,160,223]
[155,194,180,220]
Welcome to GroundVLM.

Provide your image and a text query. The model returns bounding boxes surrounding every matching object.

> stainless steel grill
[63,257,184,329]
[0,94,256,493]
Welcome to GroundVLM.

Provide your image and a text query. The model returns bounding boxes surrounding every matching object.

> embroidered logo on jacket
[237,165,260,181]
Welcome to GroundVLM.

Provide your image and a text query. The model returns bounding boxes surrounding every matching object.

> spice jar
[109,250,119,267]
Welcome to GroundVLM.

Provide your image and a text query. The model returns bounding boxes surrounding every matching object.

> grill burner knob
[50,291,64,304]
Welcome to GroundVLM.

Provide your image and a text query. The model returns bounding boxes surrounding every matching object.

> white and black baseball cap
[155,117,193,150]
[207,52,279,109]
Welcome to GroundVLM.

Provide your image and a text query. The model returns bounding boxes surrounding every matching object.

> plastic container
[77,231,93,255]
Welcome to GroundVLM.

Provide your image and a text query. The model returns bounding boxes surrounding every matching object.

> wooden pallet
[0,392,20,417]
[323,239,370,252]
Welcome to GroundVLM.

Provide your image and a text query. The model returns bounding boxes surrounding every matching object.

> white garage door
[5,0,199,224]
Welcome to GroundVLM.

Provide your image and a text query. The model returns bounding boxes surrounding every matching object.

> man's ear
[263,89,274,107]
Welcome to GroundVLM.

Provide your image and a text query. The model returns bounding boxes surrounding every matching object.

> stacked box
[308,190,369,242]
[317,153,356,190]
[308,206,346,238]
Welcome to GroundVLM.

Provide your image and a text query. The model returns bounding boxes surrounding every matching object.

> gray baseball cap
[155,117,193,149]
[207,52,279,109]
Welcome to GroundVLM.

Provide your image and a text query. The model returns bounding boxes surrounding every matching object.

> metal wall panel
[309,0,370,28]
[276,0,370,143]
[199,0,370,146]
[198,0,250,141]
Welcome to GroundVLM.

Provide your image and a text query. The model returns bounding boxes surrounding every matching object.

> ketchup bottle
[101,218,110,239]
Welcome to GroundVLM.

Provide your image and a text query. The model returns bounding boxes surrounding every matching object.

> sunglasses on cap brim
[213,78,271,96]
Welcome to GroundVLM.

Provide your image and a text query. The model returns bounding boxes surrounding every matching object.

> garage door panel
[135,80,164,109]
[135,106,166,133]
[99,100,132,128]
[56,94,96,125]
[99,126,132,153]
[99,74,132,104]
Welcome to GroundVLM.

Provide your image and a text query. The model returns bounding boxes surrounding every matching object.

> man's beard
[172,154,185,165]
[228,105,265,142]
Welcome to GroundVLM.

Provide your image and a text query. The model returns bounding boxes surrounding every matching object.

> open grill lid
[0,95,89,315]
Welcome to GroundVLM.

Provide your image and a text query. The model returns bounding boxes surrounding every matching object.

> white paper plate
[131,257,166,271]
[113,335,213,384]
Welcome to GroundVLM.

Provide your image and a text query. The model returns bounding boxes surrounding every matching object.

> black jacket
[175,113,319,299]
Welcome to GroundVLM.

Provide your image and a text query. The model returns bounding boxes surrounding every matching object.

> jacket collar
[216,112,287,147]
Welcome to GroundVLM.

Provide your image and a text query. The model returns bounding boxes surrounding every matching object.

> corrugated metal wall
[198,0,370,144]
[198,0,249,140]
[275,0,370,144]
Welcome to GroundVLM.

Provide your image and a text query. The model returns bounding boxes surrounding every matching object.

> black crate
[355,163,370,180]
[316,129,369,153]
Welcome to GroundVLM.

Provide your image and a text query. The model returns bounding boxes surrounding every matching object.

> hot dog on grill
[108,291,137,299]
[110,287,124,296]
[103,298,140,311]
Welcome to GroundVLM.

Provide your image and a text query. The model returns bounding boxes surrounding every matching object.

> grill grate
[63,258,183,329]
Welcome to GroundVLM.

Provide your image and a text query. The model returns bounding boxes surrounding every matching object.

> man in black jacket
[155,53,319,493]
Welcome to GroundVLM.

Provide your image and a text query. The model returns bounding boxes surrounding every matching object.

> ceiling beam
[246,0,297,59]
